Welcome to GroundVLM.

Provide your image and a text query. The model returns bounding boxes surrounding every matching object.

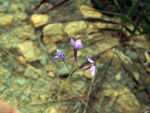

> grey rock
[57,65,71,75]
[17,77,26,86]
[126,50,138,60]
[0,85,6,93]
[73,101,81,111]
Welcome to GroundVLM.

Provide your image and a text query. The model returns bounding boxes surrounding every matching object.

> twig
[83,77,95,113]
[14,90,31,108]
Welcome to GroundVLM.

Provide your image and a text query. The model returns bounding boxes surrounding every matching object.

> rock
[104,88,140,113]
[18,32,35,40]
[0,14,13,29]
[49,108,57,113]
[115,71,122,81]
[48,72,55,77]
[17,77,26,86]
[24,66,42,79]
[14,12,28,20]
[73,101,81,111]
[79,5,102,18]
[17,41,41,62]
[45,43,57,54]
[57,65,71,76]
[64,21,87,37]
[39,94,47,101]
[0,85,6,93]
[30,14,50,28]
[42,23,64,43]
[126,50,138,60]
[17,56,27,65]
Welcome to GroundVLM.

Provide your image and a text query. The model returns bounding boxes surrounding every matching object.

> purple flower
[71,38,83,61]
[71,38,83,50]
[83,56,96,76]
[53,49,65,60]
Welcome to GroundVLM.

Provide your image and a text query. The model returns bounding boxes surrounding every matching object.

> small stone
[18,32,35,40]
[39,94,47,101]
[24,66,41,79]
[45,43,57,54]
[0,14,13,29]
[48,72,55,77]
[30,14,50,28]
[42,23,64,43]
[0,86,6,93]
[49,108,57,113]
[17,41,41,62]
[17,77,26,86]
[126,50,138,60]
[115,72,122,81]
[15,12,28,20]
[79,5,102,18]
[17,56,27,65]
[57,66,71,76]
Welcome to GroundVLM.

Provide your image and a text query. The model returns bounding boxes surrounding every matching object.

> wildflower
[83,56,96,76]
[71,38,83,61]
[53,49,65,60]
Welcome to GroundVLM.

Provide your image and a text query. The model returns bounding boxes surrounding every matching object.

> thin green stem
[63,60,70,71]
[40,66,77,113]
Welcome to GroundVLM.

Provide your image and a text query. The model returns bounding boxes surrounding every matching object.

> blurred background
[0,0,150,112]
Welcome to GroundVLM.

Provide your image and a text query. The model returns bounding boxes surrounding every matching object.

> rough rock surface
[30,14,50,28]
[17,41,41,62]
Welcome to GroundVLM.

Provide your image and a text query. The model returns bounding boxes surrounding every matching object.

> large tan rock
[104,88,140,113]
[0,14,13,29]
[42,23,64,43]
[17,41,41,62]
[30,14,49,28]
[18,32,36,40]
[64,21,87,36]
[79,5,102,18]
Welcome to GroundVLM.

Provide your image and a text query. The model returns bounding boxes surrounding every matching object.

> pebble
[17,77,26,86]
[0,85,6,93]
[17,41,41,62]
[0,14,13,29]
[30,14,50,28]
[126,50,138,60]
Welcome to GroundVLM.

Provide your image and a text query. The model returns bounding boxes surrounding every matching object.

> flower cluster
[53,38,96,76]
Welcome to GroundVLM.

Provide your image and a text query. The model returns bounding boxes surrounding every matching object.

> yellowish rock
[79,5,102,18]
[18,32,35,40]
[17,41,41,62]
[17,56,27,65]
[42,23,64,43]
[30,14,50,28]
[48,72,55,77]
[49,108,57,113]
[115,71,122,81]
[64,21,87,36]
[45,43,57,54]
[104,88,140,113]
[0,14,13,29]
